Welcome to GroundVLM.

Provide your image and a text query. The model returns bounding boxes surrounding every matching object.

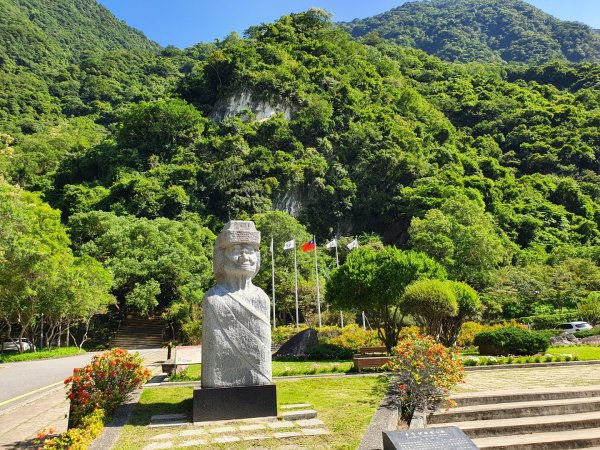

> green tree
[326,246,446,352]
[577,292,600,325]
[0,181,113,350]
[409,194,512,289]
[68,211,214,320]
[117,98,205,164]
[401,279,457,342]
[444,281,481,345]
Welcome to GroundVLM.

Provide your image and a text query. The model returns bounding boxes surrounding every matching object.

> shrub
[457,322,493,347]
[398,325,420,340]
[315,325,344,343]
[457,321,528,347]
[64,348,150,428]
[40,408,105,450]
[328,325,382,353]
[307,344,353,360]
[387,335,464,421]
[474,327,549,356]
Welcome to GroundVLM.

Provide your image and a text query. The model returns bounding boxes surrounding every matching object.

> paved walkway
[0,348,167,450]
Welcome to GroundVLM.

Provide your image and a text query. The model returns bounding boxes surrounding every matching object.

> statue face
[223,243,258,277]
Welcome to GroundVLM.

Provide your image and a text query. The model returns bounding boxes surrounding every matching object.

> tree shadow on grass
[128,394,193,426]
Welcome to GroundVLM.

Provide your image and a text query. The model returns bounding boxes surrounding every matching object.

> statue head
[213,220,261,283]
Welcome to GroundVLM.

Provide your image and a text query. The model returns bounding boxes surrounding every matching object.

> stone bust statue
[201,220,272,388]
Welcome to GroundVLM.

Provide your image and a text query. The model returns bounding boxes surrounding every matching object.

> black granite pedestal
[193,384,277,422]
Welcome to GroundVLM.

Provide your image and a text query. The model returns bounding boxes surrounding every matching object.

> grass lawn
[115,376,387,449]
[459,345,600,366]
[546,345,600,360]
[0,346,84,363]
[170,360,354,381]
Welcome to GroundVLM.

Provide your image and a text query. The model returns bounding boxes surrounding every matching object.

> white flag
[269,236,274,254]
[283,239,295,250]
[325,239,337,248]
[347,239,358,250]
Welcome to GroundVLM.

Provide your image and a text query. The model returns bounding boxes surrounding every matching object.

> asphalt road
[0,352,98,408]
[0,349,163,410]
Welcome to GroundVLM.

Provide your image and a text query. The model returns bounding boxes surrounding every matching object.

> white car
[556,322,593,334]
[1,338,36,352]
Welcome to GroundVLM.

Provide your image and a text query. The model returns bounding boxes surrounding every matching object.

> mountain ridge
[0,0,160,72]
[339,0,600,64]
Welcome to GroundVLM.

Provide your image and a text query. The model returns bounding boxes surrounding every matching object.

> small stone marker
[239,423,266,431]
[281,409,317,420]
[213,436,241,443]
[273,431,303,439]
[152,413,188,421]
[149,413,189,428]
[209,426,237,434]
[383,427,479,450]
[281,403,312,409]
[296,418,324,427]
[243,434,269,441]
[267,421,296,429]
[302,428,330,436]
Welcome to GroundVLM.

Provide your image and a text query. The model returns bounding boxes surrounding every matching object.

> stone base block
[193,384,277,423]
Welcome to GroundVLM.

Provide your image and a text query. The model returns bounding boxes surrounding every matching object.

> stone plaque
[383,427,479,450]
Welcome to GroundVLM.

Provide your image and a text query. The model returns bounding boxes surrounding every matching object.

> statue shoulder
[205,284,228,300]
[252,285,269,301]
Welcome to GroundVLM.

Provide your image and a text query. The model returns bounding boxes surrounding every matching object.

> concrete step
[453,387,600,407]
[473,426,600,449]
[110,316,165,350]
[431,411,600,438]
[429,397,600,424]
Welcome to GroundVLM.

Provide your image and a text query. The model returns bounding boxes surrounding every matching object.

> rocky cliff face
[274,189,304,217]
[211,91,296,122]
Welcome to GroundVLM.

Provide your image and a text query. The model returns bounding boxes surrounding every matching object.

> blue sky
[97,0,600,48]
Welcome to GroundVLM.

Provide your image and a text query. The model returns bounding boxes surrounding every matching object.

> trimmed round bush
[474,326,549,356]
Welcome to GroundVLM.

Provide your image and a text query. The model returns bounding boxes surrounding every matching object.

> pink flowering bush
[64,348,150,428]
[387,335,464,421]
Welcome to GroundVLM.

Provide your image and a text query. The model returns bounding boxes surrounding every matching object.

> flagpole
[333,239,344,328]
[270,235,276,330]
[294,239,299,328]
[314,236,322,328]
[355,237,366,330]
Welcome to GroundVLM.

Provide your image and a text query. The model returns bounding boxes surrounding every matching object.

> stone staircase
[429,386,600,449]
[110,315,165,349]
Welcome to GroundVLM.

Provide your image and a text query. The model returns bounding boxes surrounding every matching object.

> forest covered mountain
[340,0,600,64]
[0,0,159,72]
[2,1,600,326]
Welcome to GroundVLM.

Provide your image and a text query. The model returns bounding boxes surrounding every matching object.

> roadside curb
[88,387,143,450]
[358,386,400,450]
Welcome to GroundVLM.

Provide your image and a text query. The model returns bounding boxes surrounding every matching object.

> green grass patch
[167,360,355,382]
[460,345,600,366]
[116,376,387,449]
[0,347,84,363]
[546,345,600,361]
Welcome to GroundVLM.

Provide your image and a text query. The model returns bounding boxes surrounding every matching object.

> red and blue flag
[301,239,316,252]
